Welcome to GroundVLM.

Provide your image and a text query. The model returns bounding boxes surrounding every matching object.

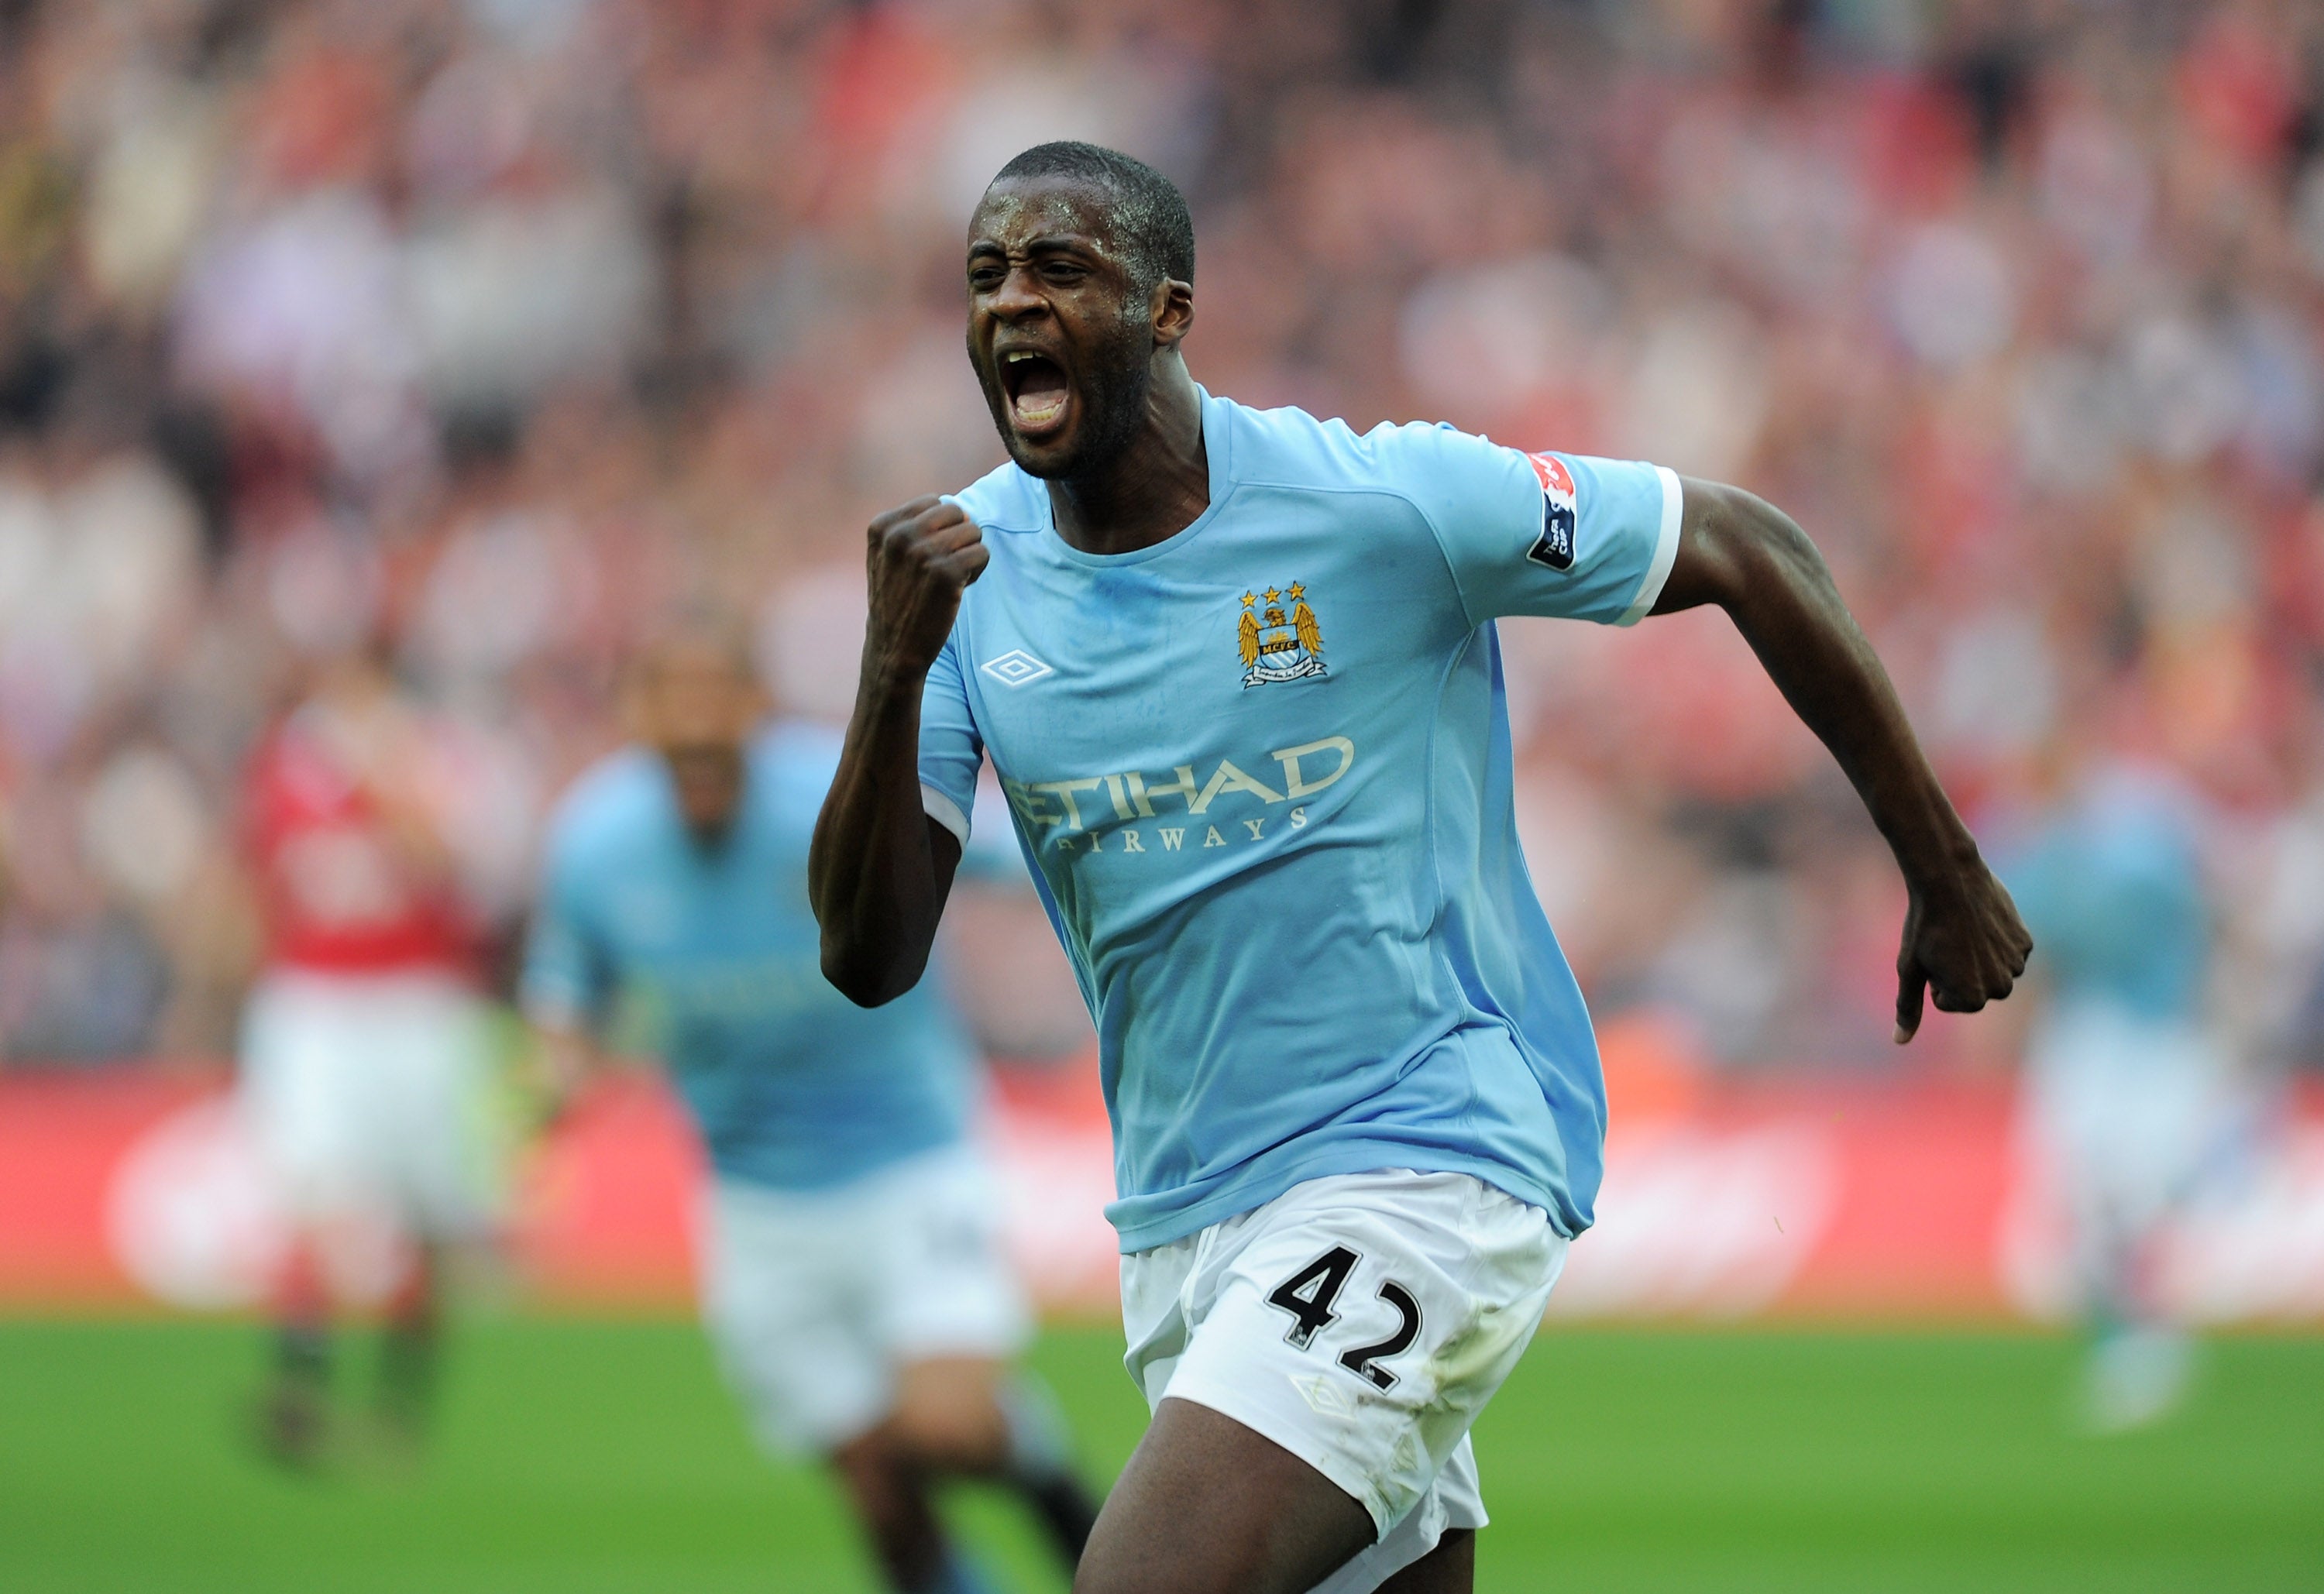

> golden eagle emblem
[1239,583,1326,689]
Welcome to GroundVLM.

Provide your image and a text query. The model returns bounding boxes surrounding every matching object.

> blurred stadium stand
[1,0,2322,1315]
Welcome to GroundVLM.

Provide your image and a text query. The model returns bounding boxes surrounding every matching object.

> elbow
[1693,481,1831,613]
[819,933,926,1008]
[819,940,889,1007]
[1731,486,1824,575]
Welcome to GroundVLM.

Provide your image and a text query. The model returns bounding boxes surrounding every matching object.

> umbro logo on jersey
[1526,452,1577,571]
[981,649,1055,688]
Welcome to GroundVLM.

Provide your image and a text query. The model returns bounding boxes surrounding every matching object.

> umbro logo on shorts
[981,649,1055,688]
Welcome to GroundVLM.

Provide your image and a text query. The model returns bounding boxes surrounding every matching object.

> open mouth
[1001,349,1071,436]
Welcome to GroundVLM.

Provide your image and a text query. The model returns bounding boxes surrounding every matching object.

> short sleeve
[1399,424,1682,627]
[917,632,984,845]
[519,835,614,1031]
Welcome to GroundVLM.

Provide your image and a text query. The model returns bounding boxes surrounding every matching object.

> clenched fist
[862,496,989,682]
[1894,857,2033,1043]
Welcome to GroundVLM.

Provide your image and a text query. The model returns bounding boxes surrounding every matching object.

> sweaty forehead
[969,177,1123,259]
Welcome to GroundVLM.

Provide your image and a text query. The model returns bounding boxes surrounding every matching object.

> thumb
[1894,955,1927,1045]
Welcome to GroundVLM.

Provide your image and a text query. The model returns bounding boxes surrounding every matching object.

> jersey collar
[1033,386,1236,569]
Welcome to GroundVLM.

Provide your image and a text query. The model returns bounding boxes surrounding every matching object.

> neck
[1047,356,1208,556]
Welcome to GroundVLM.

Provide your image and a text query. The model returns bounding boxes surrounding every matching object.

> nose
[987,263,1047,322]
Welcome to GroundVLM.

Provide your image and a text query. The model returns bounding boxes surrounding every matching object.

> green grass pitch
[0,1318,2318,1592]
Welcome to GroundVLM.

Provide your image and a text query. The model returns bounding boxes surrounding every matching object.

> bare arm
[810,496,987,1007]
[1652,478,2031,1041]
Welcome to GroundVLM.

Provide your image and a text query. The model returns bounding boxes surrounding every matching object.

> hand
[1894,859,2033,1043]
[863,496,989,682]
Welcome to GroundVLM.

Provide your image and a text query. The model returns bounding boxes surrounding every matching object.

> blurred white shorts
[1120,1170,1567,1594]
[239,968,501,1239]
[2024,999,2231,1233]
[698,1142,1031,1455]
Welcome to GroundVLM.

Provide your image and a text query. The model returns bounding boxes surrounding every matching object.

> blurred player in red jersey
[239,645,501,1466]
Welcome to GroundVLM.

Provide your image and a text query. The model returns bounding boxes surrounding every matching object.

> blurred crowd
[2,0,2322,1074]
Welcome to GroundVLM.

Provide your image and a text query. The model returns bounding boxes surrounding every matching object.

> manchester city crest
[1239,583,1326,688]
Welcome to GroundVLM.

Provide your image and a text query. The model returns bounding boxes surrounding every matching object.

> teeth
[1006,351,1037,363]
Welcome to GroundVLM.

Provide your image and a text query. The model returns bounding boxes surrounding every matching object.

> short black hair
[988,141,1195,293]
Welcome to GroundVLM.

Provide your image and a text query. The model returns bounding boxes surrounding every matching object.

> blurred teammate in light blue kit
[1998,750,2231,1431]
[521,617,1098,1594]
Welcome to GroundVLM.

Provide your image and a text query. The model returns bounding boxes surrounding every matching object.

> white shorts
[1121,1170,1567,1594]
[2024,1001,2231,1235]
[239,968,502,1238]
[698,1142,1032,1455]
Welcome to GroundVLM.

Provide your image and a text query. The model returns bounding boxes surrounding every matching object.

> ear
[1151,276,1195,351]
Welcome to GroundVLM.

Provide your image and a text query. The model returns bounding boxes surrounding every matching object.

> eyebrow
[967,233,1105,260]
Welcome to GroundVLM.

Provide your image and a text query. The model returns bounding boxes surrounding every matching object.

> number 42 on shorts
[1265,1245,1423,1391]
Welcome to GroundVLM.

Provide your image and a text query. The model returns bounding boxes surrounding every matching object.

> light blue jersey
[525,723,976,1190]
[1997,767,2210,1023]
[917,390,1680,1250]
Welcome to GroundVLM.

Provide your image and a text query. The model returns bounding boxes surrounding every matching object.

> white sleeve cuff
[921,782,970,845]
[1616,465,1684,627]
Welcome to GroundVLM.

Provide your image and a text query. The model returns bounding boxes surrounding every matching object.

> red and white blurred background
[3,1,2324,1321]
[5,1046,2324,1322]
